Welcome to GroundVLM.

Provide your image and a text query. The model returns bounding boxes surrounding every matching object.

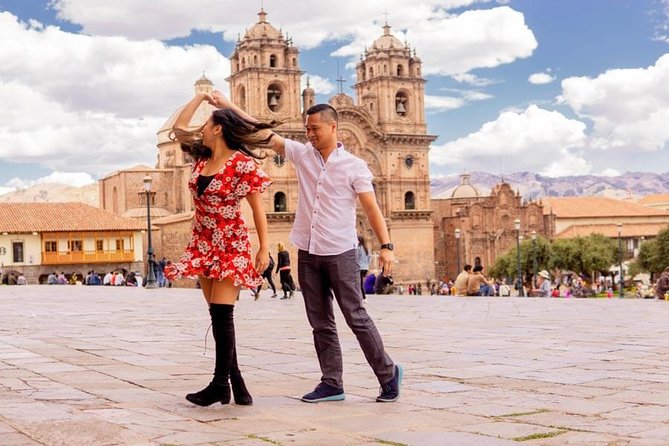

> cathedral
[100,9,437,285]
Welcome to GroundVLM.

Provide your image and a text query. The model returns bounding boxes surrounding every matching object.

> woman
[276,242,295,299]
[356,235,370,299]
[166,90,275,407]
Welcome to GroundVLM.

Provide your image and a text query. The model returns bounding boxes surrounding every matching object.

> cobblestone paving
[0,285,668,445]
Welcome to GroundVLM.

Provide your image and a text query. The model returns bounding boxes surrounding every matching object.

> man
[211,93,402,403]
[532,270,552,297]
[453,264,471,296]
[466,265,489,296]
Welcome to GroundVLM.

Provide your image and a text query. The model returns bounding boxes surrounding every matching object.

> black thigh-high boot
[185,304,234,406]
[207,305,253,405]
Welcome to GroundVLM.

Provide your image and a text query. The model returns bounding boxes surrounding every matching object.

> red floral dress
[165,151,272,288]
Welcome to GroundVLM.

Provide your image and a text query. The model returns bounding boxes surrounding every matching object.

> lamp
[617,222,623,298]
[455,228,461,275]
[143,175,157,289]
[514,219,523,297]
[531,230,537,289]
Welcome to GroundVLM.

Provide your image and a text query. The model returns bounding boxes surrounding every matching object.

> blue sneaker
[376,364,403,402]
[301,382,345,403]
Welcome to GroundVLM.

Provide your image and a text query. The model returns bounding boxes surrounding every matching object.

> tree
[631,227,669,278]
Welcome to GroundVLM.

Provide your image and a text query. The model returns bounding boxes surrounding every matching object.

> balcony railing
[42,249,135,265]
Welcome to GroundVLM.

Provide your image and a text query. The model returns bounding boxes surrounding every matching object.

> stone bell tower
[354,22,427,134]
[226,8,303,125]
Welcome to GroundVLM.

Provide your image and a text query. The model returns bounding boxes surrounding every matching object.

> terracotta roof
[557,222,669,238]
[543,197,669,217]
[638,193,669,206]
[0,203,147,233]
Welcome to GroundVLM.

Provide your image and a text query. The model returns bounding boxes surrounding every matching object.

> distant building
[0,203,146,284]
[431,173,549,281]
[637,193,669,211]
[543,196,669,258]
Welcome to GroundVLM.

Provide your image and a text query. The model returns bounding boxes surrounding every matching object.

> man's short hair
[464,264,472,272]
[473,265,483,273]
[306,103,338,123]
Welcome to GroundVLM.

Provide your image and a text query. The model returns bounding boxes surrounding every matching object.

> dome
[451,173,480,199]
[371,24,404,51]
[244,9,282,40]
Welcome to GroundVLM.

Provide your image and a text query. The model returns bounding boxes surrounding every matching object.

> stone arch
[273,191,287,212]
[404,191,415,210]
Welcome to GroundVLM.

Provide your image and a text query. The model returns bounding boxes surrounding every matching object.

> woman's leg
[186,278,251,406]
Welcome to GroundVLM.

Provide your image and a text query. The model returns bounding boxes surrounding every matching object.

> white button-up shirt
[284,139,374,255]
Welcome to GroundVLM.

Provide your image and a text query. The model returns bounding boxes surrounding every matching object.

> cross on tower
[382,10,390,25]
[336,61,346,94]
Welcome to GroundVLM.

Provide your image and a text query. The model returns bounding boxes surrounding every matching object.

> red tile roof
[638,193,669,206]
[557,223,669,238]
[543,197,669,217]
[0,203,146,233]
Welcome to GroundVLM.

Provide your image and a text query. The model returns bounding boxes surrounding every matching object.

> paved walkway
[0,285,668,445]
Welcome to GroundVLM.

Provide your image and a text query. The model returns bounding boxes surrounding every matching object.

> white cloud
[598,168,621,177]
[0,12,229,177]
[302,75,336,95]
[48,0,484,45]
[333,6,537,77]
[430,105,590,176]
[560,53,669,152]
[425,90,493,112]
[528,72,556,84]
[451,73,499,87]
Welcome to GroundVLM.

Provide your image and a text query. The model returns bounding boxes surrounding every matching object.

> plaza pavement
[0,286,668,446]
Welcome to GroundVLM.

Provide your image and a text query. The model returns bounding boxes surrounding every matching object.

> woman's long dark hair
[172,108,280,160]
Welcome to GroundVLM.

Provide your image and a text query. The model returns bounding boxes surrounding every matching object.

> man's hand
[379,248,395,275]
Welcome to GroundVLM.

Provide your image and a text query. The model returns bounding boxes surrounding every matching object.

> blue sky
[1,0,668,195]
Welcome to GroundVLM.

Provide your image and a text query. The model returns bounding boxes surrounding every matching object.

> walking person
[276,242,296,299]
[204,92,402,403]
[254,253,278,300]
[165,90,275,407]
[357,235,370,300]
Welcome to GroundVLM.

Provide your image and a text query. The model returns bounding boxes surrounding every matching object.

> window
[274,192,287,212]
[115,239,125,251]
[139,191,156,206]
[68,240,83,252]
[267,83,283,112]
[395,91,409,116]
[397,64,404,76]
[404,191,416,210]
[96,240,104,251]
[269,54,277,67]
[45,241,57,253]
[12,241,24,263]
[292,57,296,67]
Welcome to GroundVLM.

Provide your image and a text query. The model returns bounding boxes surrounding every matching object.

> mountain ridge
[0,171,667,205]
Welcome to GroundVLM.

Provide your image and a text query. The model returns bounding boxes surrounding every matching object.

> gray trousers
[298,249,395,388]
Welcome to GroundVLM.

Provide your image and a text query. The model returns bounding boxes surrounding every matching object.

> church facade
[99,9,437,285]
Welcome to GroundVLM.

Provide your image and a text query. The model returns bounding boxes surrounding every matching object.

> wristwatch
[380,243,394,251]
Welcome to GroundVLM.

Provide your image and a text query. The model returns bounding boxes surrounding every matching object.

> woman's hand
[255,247,270,274]
[207,90,229,108]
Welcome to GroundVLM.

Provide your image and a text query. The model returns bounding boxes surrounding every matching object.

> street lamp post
[455,228,461,276]
[531,230,537,289]
[514,219,523,297]
[143,175,158,289]
[617,221,623,298]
